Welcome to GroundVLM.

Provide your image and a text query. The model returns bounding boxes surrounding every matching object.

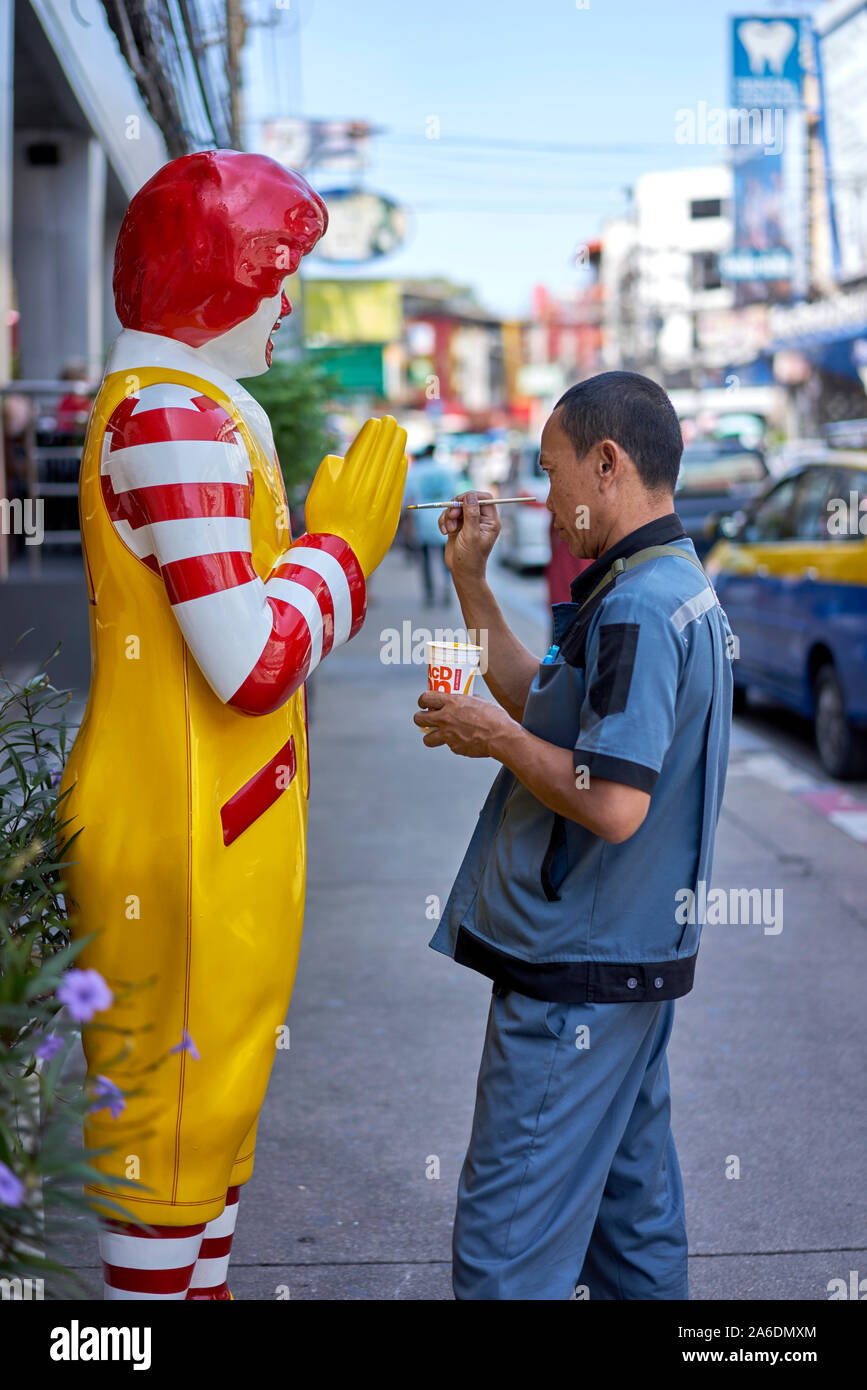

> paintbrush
[405,497,537,510]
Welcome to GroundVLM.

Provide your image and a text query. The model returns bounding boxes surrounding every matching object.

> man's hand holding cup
[414,690,513,759]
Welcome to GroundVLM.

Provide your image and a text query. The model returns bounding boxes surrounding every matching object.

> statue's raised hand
[304,416,408,578]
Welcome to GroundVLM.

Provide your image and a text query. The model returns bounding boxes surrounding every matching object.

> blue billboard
[725,16,806,302]
[731,16,803,109]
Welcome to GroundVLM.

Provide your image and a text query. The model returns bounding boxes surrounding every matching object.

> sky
[243,0,820,319]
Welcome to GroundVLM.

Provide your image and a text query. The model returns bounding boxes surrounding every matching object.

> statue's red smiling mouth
[266,291,292,367]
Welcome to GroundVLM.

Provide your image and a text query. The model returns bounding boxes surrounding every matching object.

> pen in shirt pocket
[541,644,560,665]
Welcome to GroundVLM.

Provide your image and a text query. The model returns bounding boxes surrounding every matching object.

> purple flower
[169,1029,200,1061]
[0,1161,25,1208]
[35,1033,64,1062]
[89,1075,125,1120]
[57,968,113,1022]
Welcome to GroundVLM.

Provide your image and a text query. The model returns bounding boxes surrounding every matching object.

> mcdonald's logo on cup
[426,642,483,696]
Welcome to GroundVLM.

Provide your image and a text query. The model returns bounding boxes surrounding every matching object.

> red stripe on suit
[227,537,366,715]
[198,1233,234,1258]
[161,550,257,605]
[102,475,249,530]
[220,736,296,846]
[272,555,337,657]
[105,393,242,448]
[103,1263,199,1295]
[276,532,367,644]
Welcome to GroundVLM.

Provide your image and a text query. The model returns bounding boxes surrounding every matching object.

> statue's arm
[103,383,366,715]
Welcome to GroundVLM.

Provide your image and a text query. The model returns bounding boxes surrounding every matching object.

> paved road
[13,544,867,1300]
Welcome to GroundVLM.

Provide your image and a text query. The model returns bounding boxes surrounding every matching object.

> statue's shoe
[185,1284,233,1300]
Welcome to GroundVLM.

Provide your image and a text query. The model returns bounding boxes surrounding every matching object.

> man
[403,444,470,605]
[414,371,733,1301]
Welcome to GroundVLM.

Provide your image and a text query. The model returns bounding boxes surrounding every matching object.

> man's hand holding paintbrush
[413,492,541,750]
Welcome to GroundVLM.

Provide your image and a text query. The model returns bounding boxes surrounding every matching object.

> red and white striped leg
[99,1220,205,1300]
[185,1185,240,1301]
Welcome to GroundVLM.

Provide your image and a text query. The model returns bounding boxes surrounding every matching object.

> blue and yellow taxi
[704,450,867,780]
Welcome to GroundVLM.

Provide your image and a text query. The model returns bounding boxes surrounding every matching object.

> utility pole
[226,0,245,150]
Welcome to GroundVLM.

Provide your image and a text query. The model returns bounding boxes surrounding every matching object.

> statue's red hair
[113,150,328,347]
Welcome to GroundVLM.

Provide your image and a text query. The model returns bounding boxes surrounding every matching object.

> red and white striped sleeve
[100,383,366,716]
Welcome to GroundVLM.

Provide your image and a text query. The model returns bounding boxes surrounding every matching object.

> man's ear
[598,439,619,477]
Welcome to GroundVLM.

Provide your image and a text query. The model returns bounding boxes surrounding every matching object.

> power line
[383,131,695,156]
[405,200,625,214]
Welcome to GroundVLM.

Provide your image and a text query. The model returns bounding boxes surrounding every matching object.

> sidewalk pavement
[45,543,867,1299]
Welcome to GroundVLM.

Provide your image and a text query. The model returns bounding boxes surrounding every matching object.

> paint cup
[427,641,483,695]
[420,641,484,734]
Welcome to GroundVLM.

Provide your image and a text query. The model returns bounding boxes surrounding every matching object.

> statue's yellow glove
[304,416,408,578]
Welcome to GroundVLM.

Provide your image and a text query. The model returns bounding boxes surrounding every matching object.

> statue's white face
[194,288,290,379]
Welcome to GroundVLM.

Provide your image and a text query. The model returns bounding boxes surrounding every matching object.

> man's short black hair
[554,371,682,493]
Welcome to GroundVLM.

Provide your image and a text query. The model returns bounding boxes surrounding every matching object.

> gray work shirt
[429,514,734,1003]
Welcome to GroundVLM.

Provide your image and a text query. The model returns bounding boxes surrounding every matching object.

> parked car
[498,443,551,570]
[764,437,827,480]
[705,453,867,779]
[675,440,770,558]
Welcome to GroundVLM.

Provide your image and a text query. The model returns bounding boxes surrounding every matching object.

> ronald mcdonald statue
[59,150,407,1300]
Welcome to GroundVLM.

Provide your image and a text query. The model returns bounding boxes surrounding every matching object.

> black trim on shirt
[539,812,568,902]
[454,925,698,1003]
[588,621,640,717]
[573,748,659,794]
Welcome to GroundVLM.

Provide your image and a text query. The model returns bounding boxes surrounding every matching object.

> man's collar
[568,512,687,605]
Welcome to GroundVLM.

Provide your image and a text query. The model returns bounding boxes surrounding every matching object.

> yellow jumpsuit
[60,366,310,1226]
